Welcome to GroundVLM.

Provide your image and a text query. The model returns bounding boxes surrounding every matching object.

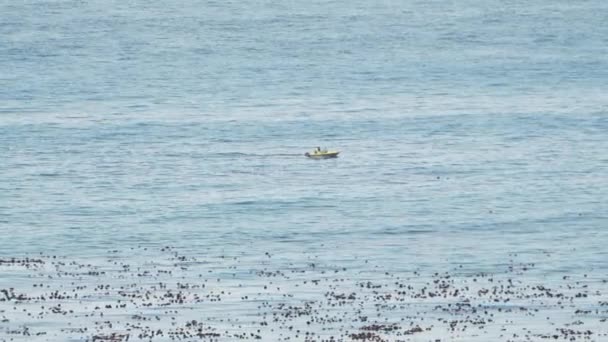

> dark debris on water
[0,247,607,341]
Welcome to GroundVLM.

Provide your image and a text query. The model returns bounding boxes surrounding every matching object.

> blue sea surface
[1,0,607,340]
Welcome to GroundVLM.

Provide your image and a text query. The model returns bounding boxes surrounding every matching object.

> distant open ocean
[1,1,607,340]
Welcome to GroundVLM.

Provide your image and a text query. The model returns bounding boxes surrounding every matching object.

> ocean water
[1,1,608,341]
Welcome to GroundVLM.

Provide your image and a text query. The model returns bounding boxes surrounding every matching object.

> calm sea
[1,0,607,340]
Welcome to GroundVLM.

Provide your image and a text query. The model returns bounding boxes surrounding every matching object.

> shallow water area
[0,248,607,341]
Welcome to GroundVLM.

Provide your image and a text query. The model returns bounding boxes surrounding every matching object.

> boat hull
[305,152,339,159]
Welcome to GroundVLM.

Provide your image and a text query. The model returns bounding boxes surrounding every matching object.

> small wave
[38,172,60,177]
[208,152,301,158]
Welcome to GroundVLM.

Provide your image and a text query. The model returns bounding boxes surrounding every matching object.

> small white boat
[305,148,340,159]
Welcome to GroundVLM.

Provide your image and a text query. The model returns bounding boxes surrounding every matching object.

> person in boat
[315,147,321,154]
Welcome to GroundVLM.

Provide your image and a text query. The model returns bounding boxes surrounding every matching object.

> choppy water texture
[1,0,608,341]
